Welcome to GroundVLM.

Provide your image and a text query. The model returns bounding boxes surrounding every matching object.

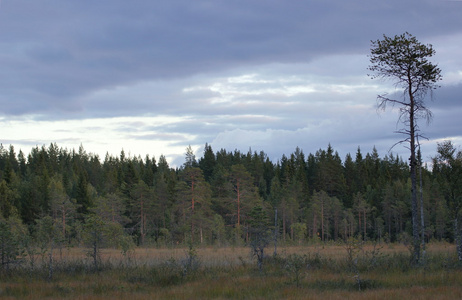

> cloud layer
[0,1,461,165]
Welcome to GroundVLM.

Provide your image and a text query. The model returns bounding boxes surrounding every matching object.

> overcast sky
[0,1,461,167]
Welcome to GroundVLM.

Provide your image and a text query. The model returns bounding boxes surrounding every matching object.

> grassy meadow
[1,242,462,299]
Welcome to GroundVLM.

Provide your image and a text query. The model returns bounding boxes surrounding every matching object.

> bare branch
[369,32,442,264]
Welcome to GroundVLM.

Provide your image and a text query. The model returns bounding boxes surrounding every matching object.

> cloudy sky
[0,1,461,166]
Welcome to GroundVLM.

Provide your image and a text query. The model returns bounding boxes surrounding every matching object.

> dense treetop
[0,142,459,246]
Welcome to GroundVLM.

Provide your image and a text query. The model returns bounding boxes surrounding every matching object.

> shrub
[284,253,309,287]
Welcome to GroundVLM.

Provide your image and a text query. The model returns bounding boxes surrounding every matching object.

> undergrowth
[0,244,461,299]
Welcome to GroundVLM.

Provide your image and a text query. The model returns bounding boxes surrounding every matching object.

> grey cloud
[1,137,82,150]
[429,107,462,139]
[0,0,460,165]
[1,0,461,117]
[373,83,462,142]
[430,84,462,110]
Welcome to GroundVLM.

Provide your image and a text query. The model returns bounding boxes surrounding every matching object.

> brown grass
[49,242,455,265]
[0,242,460,299]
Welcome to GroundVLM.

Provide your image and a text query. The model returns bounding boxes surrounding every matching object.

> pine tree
[198,143,216,182]
[369,32,442,263]
[432,141,462,260]
[177,167,212,243]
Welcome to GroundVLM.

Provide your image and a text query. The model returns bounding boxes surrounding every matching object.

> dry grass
[0,242,460,299]
[45,241,456,265]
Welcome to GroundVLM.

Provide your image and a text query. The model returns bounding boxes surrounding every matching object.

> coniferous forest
[1,140,461,251]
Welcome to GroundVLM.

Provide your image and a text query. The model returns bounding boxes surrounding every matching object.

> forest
[1,140,461,255]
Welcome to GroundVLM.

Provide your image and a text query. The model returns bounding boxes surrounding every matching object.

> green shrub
[284,253,309,287]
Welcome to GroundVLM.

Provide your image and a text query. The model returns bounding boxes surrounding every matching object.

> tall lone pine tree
[368,32,442,264]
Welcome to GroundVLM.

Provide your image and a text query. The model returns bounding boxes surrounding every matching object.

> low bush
[1,244,461,299]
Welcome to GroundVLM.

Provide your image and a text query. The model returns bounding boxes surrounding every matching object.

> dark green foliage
[248,205,271,270]
[0,214,27,271]
[432,141,462,260]
[199,143,216,182]
[284,253,310,287]
[0,140,460,250]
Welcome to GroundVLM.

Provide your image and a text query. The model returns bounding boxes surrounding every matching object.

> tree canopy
[0,140,459,253]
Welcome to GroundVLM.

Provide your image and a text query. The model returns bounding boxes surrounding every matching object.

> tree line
[0,141,461,253]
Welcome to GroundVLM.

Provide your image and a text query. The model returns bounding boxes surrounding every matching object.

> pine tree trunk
[93,231,98,270]
[48,241,54,281]
[334,216,338,241]
[191,180,195,243]
[419,162,426,259]
[363,210,367,240]
[388,215,391,239]
[344,221,347,240]
[282,204,286,242]
[237,181,241,227]
[274,208,277,256]
[140,197,145,245]
[409,93,421,264]
[350,219,354,238]
[313,215,317,239]
[321,201,324,241]
[290,215,294,241]
[62,205,66,237]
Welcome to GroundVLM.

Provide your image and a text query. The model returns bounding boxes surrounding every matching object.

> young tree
[247,205,271,271]
[229,164,258,229]
[83,215,105,270]
[0,180,15,219]
[36,215,64,280]
[0,214,27,271]
[198,143,216,182]
[368,32,442,264]
[129,181,155,245]
[432,141,462,260]
[329,196,343,241]
[82,214,133,270]
[75,171,93,217]
[177,167,212,244]
[353,192,370,240]
[309,190,331,241]
[153,172,173,235]
[184,145,197,168]
[48,176,76,243]
[314,145,346,199]
[92,192,128,225]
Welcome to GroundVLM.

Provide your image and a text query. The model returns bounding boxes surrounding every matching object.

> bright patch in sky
[0,1,461,166]
[0,116,192,162]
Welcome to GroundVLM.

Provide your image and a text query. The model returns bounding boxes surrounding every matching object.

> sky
[0,1,461,167]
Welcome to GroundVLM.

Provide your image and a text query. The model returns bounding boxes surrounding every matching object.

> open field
[1,242,462,299]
